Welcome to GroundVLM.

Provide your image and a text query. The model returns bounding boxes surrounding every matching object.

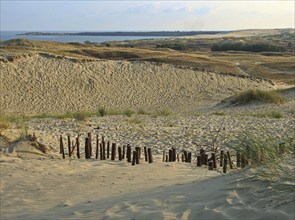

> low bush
[231,89,286,105]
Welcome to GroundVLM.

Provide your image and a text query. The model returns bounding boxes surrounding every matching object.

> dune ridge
[0,53,279,114]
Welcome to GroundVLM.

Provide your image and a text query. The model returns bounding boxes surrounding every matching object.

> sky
[1,0,294,31]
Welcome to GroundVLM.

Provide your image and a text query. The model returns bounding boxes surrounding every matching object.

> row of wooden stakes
[59,133,153,165]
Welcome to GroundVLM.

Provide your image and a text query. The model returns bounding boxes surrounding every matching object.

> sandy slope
[0,53,278,114]
[1,154,294,220]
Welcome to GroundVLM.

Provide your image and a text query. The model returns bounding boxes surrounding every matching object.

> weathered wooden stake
[169,149,173,162]
[118,146,122,161]
[197,155,201,166]
[144,146,148,162]
[241,154,246,168]
[60,135,65,159]
[211,153,216,168]
[177,153,180,162]
[188,152,192,163]
[67,134,71,156]
[127,144,131,162]
[208,161,213,170]
[76,136,80,159]
[162,149,166,162]
[184,150,188,162]
[223,155,228,173]
[237,151,241,167]
[148,148,153,163]
[227,151,233,169]
[165,155,168,162]
[132,150,137,166]
[172,148,176,161]
[122,145,126,159]
[95,135,99,159]
[220,150,224,167]
[136,147,141,161]
[181,154,185,162]
[88,133,92,157]
[107,140,110,159]
[85,137,90,159]
[100,143,103,160]
[111,143,116,160]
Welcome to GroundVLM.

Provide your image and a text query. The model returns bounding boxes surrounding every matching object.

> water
[0,31,169,43]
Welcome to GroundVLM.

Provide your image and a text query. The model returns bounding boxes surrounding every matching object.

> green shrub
[123,109,135,117]
[211,42,286,52]
[251,111,284,119]
[137,108,150,115]
[154,109,173,117]
[210,111,226,116]
[231,89,286,105]
[97,107,107,116]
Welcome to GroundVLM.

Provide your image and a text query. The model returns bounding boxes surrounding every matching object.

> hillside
[0,52,279,114]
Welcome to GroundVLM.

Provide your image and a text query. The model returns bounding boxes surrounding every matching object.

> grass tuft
[231,89,286,105]
[153,109,173,117]
[123,109,135,117]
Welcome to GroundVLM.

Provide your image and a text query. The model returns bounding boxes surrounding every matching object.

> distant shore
[18,31,227,37]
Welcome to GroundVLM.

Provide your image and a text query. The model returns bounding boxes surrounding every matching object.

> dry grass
[230,89,287,105]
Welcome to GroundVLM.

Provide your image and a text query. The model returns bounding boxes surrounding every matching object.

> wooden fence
[59,133,248,172]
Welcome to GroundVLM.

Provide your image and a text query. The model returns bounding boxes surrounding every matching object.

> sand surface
[1,113,294,219]
[0,52,279,114]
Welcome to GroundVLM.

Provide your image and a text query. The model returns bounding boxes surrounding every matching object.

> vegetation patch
[230,89,286,105]
[211,42,286,52]
[249,111,284,119]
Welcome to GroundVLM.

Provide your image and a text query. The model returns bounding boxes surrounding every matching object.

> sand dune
[0,52,279,114]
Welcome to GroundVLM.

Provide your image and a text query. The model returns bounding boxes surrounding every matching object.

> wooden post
[102,140,106,160]
[132,150,137,166]
[60,135,63,154]
[241,154,246,168]
[172,148,176,161]
[144,146,148,162]
[188,152,192,163]
[169,149,173,162]
[181,154,185,162]
[122,145,126,159]
[107,141,110,159]
[148,148,153,163]
[136,147,141,161]
[127,144,131,163]
[184,150,188,162]
[211,153,216,168]
[76,136,80,159]
[67,134,71,157]
[237,151,241,167]
[111,143,116,160]
[60,135,65,159]
[177,153,180,162]
[165,155,168,162]
[88,133,92,157]
[197,155,201,166]
[95,135,99,159]
[220,150,224,167]
[85,137,90,159]
[100,143,103,160]
[227,151,233,169]
[162,149,166,162]
[137,147,141,159]
[118,146,122,161]
[223,155,227,173]
[136,149,139,164]
[208,161,213,170]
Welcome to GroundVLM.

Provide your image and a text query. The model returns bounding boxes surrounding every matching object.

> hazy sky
[1,0,294,31]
